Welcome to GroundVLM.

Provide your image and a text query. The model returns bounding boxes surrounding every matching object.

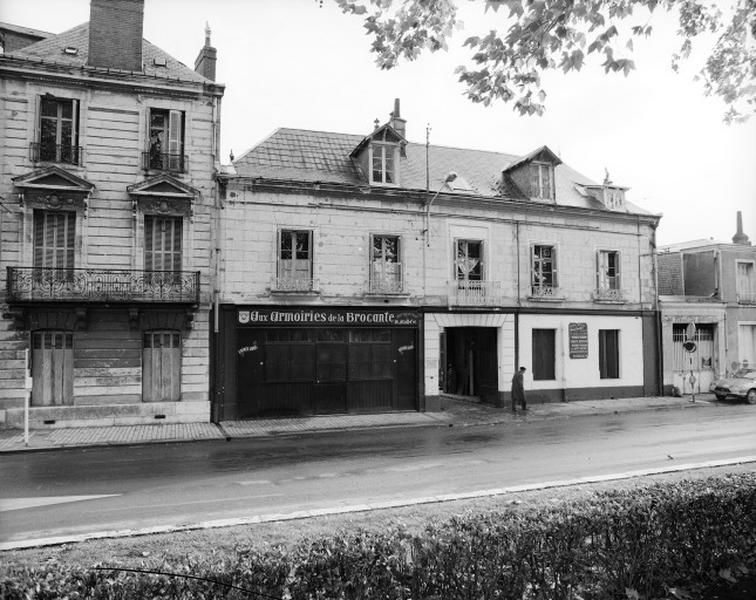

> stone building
[657,212,756,395]
[0,0,224,428]
[213,100,661,419]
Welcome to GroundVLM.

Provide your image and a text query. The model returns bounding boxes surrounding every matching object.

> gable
[12,166,94,192]
[127,174,198,198]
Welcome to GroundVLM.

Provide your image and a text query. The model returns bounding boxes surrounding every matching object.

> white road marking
[236,479,272,486]
[0,494,121,512]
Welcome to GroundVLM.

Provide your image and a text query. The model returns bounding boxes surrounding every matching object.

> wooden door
[31,331,74,406]
[142,331,181,402]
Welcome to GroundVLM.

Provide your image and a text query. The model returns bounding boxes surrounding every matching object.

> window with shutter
[147,108,184,172]
[144,215,182,271]
[532,244,557,295]
[33,210,75,270]
[597,250,621,294]
[277,229,313,291]
[370,234,401,292]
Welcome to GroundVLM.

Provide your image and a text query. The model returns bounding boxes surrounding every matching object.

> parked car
[711,367,756,404]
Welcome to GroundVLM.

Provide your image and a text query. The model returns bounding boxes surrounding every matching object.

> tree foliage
[331,0,756,122]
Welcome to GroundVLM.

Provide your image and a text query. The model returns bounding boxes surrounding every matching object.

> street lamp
[425,171,457,247]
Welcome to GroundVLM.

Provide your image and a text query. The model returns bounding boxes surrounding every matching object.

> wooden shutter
[33,211,75,268]
[144,216,182,271]
[142,331,181,402]
[168,110,183,171]
[532,329,556,380]
[31,331,74,406]
[599,329,620,379]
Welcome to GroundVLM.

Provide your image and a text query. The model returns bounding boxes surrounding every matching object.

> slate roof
[234,127,653,215]
[5,22,211,84]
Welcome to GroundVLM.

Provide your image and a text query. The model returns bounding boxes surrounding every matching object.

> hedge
[2,472,755,599]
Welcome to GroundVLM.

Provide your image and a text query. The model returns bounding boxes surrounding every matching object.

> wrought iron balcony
[30,142,83,166]
[737,291,756,304]
[7,267,199,304]
[369,263,403,294]
[593,286,625,302]
[529,284,562,300]
[142,151,186,173]
[450,280,505,306]
[272,276,314,293]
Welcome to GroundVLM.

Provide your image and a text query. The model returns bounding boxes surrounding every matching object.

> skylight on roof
[63,46,78,55]
[153,57,167,67]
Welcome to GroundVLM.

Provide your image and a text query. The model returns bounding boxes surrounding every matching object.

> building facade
[657,212,756,395]
[0,0,224,428]
[213,101,661,420]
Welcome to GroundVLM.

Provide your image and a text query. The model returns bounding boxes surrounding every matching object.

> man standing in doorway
[511,366,527,412]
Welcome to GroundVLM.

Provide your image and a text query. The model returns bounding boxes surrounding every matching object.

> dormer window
[370,142,398,185]
[529,162,554,200]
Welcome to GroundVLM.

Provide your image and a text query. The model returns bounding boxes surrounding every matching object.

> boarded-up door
[31,331,74,406]
[142,331,181,402]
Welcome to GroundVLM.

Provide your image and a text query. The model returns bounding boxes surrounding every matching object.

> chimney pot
[388,97,406,140]
[194,22,217,81]
[732,210,751,245]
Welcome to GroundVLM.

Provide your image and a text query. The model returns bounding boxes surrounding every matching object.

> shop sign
[568,322,589,359]
[237,307,420,327]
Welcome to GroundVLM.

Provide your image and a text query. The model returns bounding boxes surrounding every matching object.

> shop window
[277,229,313,291]
[31,331,74,406]
[370,234,402,293]
[142,330,181,402]
[146,108,185,172]
[35,96,81,165]
[532,328,556,380]
[531,244,557,297]
[598,329,620,379]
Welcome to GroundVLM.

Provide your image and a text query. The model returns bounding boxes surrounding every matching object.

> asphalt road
[1,404,755,547]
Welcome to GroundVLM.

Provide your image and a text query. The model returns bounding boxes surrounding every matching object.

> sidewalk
[0,394,715,453]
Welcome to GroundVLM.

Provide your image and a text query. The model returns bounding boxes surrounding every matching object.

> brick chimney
[87,0,144,71]
[389,98,406,140]
[194,23,217,81]
[732,211,751,245]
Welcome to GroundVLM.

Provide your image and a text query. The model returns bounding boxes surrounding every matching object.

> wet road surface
[1,404,754,546]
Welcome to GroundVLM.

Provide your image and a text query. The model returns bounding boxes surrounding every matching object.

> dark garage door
[236,328,416,417]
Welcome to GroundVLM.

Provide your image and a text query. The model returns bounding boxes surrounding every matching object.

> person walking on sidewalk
[511,366,527,412]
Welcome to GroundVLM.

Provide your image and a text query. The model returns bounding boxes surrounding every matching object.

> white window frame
[369,233,402,293]
[597,249,621,291]
[531,243,558,292]
[147,107,185,172]
[276,228,313,291]
[530,161,554,200]
[37,95,79,165]
[735,260,756,303]
[369,142,399,186]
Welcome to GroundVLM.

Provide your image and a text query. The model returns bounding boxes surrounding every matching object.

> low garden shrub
[2,472,754,599]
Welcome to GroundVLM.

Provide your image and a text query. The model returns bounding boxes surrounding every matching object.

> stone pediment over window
[127,173,199,218]
[12,165,95,214]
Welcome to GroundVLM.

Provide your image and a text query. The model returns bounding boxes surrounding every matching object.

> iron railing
[142,151,186,173]
[369,263,403,294]
[736,291,756,304]
[450,280,505,306]
[30,142,83,166]
[593,286,624,302]
[530,284,560,299]
[272,276,314,292]
[7,267,199,304]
